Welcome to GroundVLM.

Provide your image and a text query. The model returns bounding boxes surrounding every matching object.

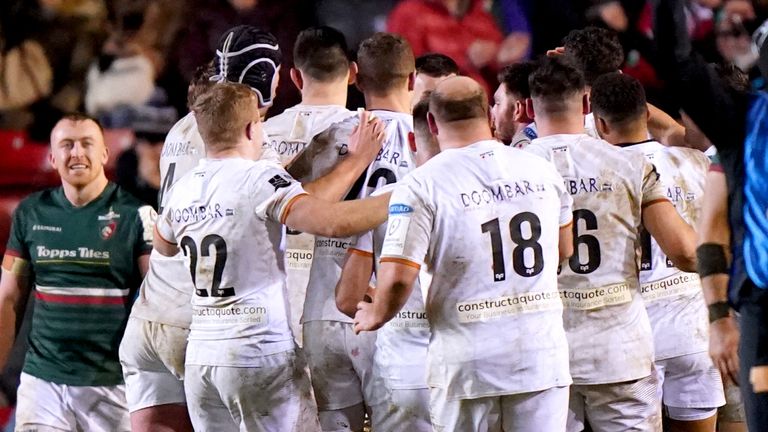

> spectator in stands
[173,0,316,116]
[115,127,167,210]
[387,0,525,94]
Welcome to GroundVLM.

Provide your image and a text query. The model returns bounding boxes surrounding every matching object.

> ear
[408,71,415,92]
[427,112,439,136]
[48,149,56,170]
[101,140,109,165]
[525,98,536,120]
[289,68,303,91]
[408,131,417,153]
[582,93,590,115]
[513,100,526,123]
[245,122,253,141]
[348,62,358,85]
[595,115,609,139]
[645,106,651,122]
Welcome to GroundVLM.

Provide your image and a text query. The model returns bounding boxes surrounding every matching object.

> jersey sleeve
[156,205,177,245]
[350,230,374,257]
[554,172,574,226]
[251,164,309,223]
[641,161,670,207]
[379,178,432,269]
[134,205,156,256]
[5,204,29,259]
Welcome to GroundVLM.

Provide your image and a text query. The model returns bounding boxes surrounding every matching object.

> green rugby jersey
[6,183,154,386]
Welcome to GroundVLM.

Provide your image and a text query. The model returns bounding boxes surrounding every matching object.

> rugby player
[354,76,575,431]
[153,82,390,432]
[592,72,724,432]
[1,113,155,431]
[525,57,697,431]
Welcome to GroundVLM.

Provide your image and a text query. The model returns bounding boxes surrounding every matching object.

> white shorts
[184,349,320,432]
[285,231,314,347]
[118,316,189,412]
[302,320,376,410]
[655,351,725,421]
[15,372,130,432]
[568,373,662,432]
[429,385,569,432]
[370,387,431,432]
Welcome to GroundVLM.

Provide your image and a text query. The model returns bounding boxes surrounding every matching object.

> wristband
[697,243,729,277]
[708,301,731,323]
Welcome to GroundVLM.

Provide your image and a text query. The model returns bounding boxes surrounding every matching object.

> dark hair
[413,91,432,137]
[415,53,459,77]
[529,57,585,113]
[357,33,415,95]
[498,61,536,99]
[429,81,488,123]
[714,63,750,92]
[293,26,350,82]
[57,113,104,133]
[188,62,216,109]
[563,27,624,86]
[590,72,647,126]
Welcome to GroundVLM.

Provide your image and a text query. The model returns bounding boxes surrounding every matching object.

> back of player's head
[193,82,260,151]
[563,26,623,86]
[413,91,432,140]
[213,25,282,107]
[529,57,585,115]
[357,33,415,95]
[293,26,350,82]
[416,53,459,78]
[590,72,647,127]
[429,76,488,124]
[498,61,536,99]
[188,62,216,109]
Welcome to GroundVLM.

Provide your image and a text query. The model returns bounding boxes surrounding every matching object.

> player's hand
[597,1,628,32]
[546,46,565,57]
[497,32,530,65]
[348,110,385,163]
[353,300,383,334]
[468,39,499,69]
[710,315,741,386]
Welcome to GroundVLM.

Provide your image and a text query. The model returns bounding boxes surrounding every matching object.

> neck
[438,120,494,150]
[208,139,260,160]
[607,126,650,146]
[301,80,348,106]
[534,114,585,138]
[365,90,412,114]
[62,175,109,207]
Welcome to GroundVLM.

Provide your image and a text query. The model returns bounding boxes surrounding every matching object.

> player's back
[131,112,205,328]
[265,104,355,166]
[627,141,710,360]
[162,157,297,365]
[387,140,571,399]
[526,133,664,384]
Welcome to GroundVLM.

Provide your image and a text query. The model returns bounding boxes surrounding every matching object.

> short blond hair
[193,82,260,151]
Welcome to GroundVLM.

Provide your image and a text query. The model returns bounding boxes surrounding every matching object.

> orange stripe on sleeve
[349,248,374,258]
[642,198,671,209]
[280,193,309,224]
[380,257,421,270]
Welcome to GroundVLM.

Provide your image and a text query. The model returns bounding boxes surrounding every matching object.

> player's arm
[647,103,690,149]
[696,170,739,385]
[354,260,419,333]
[283,193,390,239]
[152,209,179,257]
[642,201,697,272]
[0,255,32,371]
[336,249,375,318]
[559,222,574,262]
[302,111,385,202]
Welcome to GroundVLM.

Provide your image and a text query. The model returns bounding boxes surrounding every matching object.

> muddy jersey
[156,157,306,367]
[526,134,668,385]
[625,141,710,360]
[300,110,415,323]
[381,140,572,400]
[351,184,430,390]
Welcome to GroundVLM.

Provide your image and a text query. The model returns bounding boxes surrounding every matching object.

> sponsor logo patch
[389,203,413,214]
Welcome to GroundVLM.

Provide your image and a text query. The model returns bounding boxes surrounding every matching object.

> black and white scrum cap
[212,25,282,107]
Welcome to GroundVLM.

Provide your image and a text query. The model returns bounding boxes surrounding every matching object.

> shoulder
[17,188,55,211]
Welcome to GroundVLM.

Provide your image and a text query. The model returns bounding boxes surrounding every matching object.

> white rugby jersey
[624,140,710,360]
[381,140,572,400]
[350,184,430,390]
[131,114,280,328]
[264,104,356,166]
[526,134,668,385]
[130,112,204,327]
[157,158,307,366]
[301,110,415,323]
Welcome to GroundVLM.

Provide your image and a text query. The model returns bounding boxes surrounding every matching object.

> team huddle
[0,13,735,432]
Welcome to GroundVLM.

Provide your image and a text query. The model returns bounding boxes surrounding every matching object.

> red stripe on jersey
[4,249,28,259]
[35,291,126,305]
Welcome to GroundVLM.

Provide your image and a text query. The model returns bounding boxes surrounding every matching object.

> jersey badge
[100,221,117,240]
[268,174,293,191]
[97,207,121,221]
[389,204,413,215]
